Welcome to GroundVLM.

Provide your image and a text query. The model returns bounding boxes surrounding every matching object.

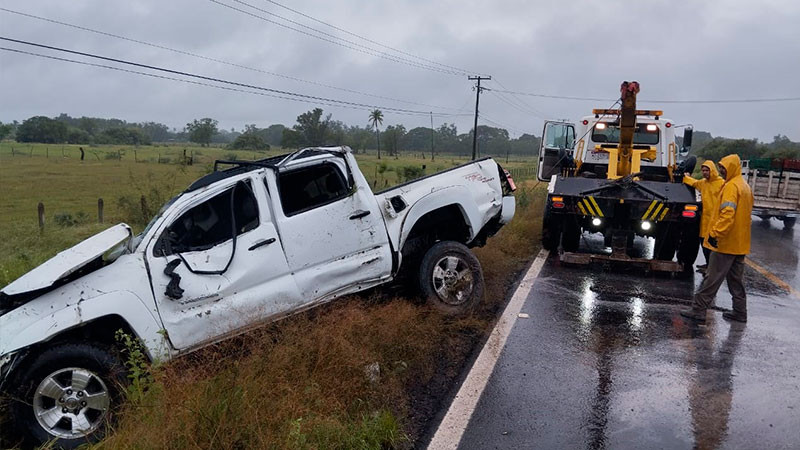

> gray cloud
[0,0,798,140]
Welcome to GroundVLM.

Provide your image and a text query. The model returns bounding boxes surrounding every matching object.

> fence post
[38,202,45,232]
[98,198,104,223]
[140,195,148,223]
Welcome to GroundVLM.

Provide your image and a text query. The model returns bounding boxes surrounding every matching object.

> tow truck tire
[654,226,678,261]
[782,217,796,229]
[418,241,484,315]
[561,219,581,252]
[541,216,561,251]
[677,223,701,270]
[8,342,124,449]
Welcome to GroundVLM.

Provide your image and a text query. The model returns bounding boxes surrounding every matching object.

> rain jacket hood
[702,160,721,182]
[683,160,725,239]
[719,154,742,182]
[704,154,753,255]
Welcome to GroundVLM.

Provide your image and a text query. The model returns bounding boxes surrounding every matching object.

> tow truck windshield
[592,123,659,145]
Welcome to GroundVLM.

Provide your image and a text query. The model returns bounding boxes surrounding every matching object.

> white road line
[427,249,550,450]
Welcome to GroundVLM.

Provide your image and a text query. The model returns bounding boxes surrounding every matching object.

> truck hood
[0,223,132,297]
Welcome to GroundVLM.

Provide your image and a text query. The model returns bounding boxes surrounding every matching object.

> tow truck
[538,81,700,272]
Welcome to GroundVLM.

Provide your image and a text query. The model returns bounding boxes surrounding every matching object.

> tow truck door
[537,121,575,181]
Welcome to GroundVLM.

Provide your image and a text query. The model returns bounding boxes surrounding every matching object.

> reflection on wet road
[457,219,800,449]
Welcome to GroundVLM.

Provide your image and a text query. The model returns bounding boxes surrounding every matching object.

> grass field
[0,142,543,449]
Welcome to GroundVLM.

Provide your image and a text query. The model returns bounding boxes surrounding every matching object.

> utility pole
[430,111,435,161]
[469,75,491,160]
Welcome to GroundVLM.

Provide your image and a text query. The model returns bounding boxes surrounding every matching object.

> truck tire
[782,217,796,229]
[561,219,581,252]
[8,342,124,449]
[654,226,678,261]
[677,222,701,270]
[418,241,484,315]
[541,216,561,251]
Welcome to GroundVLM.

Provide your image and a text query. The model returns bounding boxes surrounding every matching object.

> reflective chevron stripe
[642,200,658,220]
[588,196,604,217]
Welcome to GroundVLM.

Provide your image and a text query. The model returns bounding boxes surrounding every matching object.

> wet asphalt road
[457,218,800,449]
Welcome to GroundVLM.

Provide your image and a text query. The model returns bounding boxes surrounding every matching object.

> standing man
[684,160,725,272]
[681,154,754,323]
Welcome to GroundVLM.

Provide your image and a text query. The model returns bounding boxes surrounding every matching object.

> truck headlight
[641,220,652,231]
[591,217,602,227]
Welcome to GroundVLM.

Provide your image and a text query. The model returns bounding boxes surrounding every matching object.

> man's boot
[680,308,707,322]
[722,311,747,323]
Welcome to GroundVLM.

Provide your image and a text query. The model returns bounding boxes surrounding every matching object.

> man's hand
[707,236,718,248]
[684,172,691,178]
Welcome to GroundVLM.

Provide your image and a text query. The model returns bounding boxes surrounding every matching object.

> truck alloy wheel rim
[432,255,474,305]
[33,367,110,439]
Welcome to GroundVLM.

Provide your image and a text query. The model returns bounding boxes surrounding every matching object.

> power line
[487,87,800,104]
[0,7,471,113]
[0,37,471,117]
[209,0,465,76]
[259,0,480,76]
[490,78,550,119]
[478,113,537,137]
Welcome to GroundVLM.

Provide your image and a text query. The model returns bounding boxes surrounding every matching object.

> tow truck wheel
[654,226,678,261]
[677,223,701,270]
[561,220,581,252]
[782,217,796,229]
[419,241,484,315]
[541,216,562,251]
[8,342,124,449]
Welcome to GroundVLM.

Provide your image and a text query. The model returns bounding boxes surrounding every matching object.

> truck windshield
[592,123,659,145]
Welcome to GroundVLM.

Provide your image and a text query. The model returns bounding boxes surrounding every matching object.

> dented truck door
[267,156,392,301]
[146,174,302,350]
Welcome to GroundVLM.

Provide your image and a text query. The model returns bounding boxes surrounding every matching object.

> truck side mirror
[683,128,693,150]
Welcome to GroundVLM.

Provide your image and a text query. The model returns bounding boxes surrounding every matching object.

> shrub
[400,165,425,182]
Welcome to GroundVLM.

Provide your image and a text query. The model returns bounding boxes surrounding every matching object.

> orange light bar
[592,109,663,117]
[684,205,698,211]
[551,196,564,202]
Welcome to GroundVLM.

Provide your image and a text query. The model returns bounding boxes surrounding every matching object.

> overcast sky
[1,0,798,141]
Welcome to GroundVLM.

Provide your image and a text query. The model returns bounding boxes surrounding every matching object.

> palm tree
[368,109,384,159]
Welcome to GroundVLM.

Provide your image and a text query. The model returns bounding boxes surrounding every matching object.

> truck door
[146,176,302,350]
[268,155,392,301]
[537,121,576,181]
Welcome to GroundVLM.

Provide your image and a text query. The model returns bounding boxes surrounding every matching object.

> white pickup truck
[0,146,515,447]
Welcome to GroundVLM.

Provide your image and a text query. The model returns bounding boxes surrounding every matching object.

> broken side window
[157,181,259,256]
[278,163,349,216]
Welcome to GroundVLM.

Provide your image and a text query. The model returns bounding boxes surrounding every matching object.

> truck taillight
[551,196,565,208]
[682,210,696,218]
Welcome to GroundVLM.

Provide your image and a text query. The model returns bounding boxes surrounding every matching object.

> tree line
[0,110,542,158]
[2,111,798,161]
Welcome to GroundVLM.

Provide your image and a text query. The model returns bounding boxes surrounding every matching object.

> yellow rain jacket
[703,154,754,255]
[683,160,724,239]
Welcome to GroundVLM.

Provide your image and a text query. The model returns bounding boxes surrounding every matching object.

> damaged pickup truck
[0,146,515,447]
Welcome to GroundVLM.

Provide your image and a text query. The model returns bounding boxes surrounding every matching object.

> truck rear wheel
[561,219,581,252]
[654,226,678,261]
[677,222,701,270]
[8,342,124,449]
[418,241,484,315]
[782,217,796,229]
[541,216,562,251]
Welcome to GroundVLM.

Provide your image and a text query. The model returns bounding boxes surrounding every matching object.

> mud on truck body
[538,81,701,271]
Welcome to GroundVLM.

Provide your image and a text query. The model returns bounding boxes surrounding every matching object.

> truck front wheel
[8,342,124,449]
[419,241,484,315]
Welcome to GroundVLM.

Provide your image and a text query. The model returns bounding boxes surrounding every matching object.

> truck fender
[2,291,170,363]
[398,185,492,250]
